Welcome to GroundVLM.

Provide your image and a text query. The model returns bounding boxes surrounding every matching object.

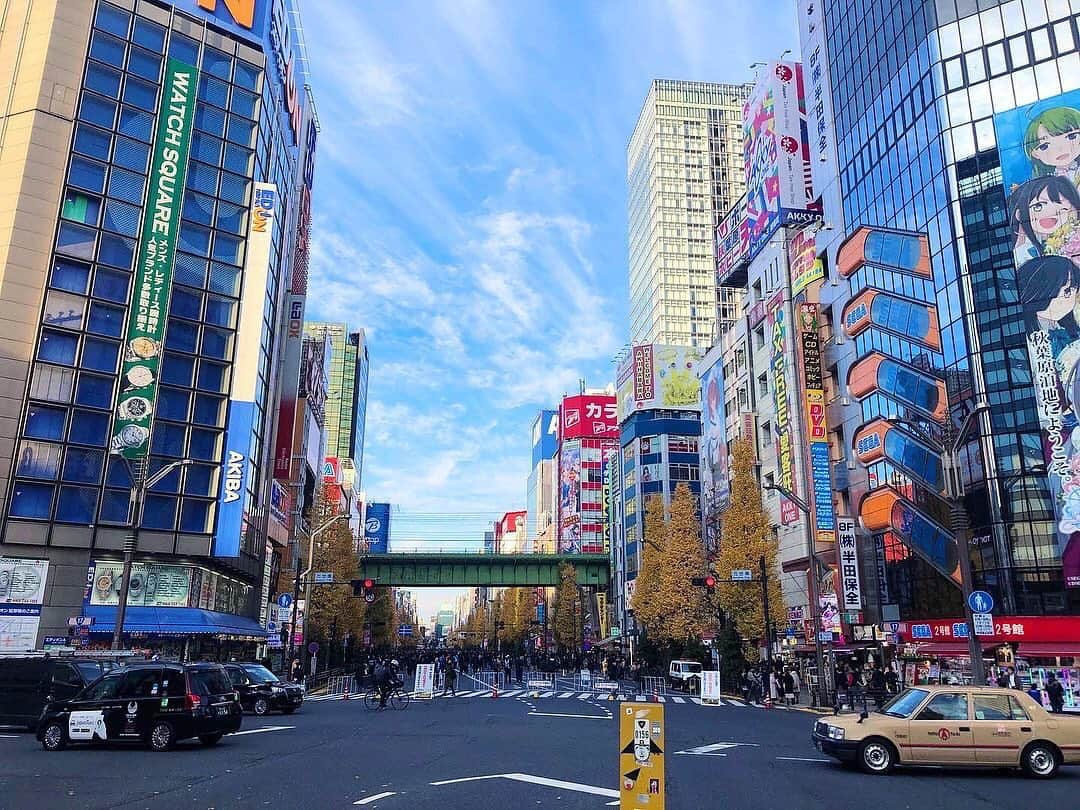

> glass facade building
[810,0,1080,637]
[0,0,316,651]
[627,80,752,347]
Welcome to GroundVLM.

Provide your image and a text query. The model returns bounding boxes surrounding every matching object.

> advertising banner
[716,195,747,284]
[561,394,617,441]
[531,409,559,466]
[617,345,703,420]
[797,303,834,539]
[214,183,276,557]
[558,440,582,553]
[836,517,862,611]
[769,294,798,525]
[819,592,841,636]
[742,61,821,264]
[797,0,838,197]
[994,87,1080,588]
[87,561,193,608]
[110,59,198,460]
[414,663,436,697]
[0,557,48,652]
[364,503,391,553]
[790,228,823,295]
[699,350,730,517]
[269,480,292,529]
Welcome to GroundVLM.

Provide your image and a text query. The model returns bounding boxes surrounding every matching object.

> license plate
[216,705,228,716]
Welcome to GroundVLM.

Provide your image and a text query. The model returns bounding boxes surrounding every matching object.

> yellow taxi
[811,684,1080,778]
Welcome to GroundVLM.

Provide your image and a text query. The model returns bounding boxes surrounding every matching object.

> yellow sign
[620,702,665,809]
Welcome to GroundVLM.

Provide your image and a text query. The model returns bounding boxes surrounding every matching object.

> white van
[668,660,703,692]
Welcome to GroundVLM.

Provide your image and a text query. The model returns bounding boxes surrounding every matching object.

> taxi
[811,684,1080,778]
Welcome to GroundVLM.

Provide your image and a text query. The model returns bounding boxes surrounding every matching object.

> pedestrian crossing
[309,687,750,707]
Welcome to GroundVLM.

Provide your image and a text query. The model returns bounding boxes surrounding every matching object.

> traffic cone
[763,695,772,709]
[492,684,499,699]
[342,683,350,701]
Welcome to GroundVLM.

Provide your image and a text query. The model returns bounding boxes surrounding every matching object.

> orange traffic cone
[492,685,498,699]
[342,683,350,701]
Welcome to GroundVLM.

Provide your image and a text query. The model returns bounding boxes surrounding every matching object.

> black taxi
[224,663,303,715]
[36,661,242,751]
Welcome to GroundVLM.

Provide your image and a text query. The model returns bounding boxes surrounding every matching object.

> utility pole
[759,555,772,663]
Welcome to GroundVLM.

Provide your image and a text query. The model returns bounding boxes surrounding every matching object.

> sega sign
[180,0,268,45]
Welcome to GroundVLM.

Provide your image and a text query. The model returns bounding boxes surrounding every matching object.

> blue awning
[83,606,267,638]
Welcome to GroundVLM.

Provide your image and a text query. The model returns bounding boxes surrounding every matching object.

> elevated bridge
[357,553,610,587]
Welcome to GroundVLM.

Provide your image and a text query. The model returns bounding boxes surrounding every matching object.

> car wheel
[41,722,66,752]
[1021,742,1060,779]
[858,738,896,775]
[199,734,223,746]
[149,721,176,752]
[253,697,270,716]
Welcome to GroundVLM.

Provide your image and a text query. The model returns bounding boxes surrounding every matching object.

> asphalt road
[1,687,1077,809]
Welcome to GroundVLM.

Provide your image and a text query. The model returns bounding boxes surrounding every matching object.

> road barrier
[326,675,356,697]
[643,676,668,699]
[475,670,505,691]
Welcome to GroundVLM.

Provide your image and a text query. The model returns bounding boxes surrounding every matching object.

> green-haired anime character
[1024,106,1080,184]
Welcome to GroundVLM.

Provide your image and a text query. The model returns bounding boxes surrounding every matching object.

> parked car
[36,661,242,751]
[224,663,303,715]
[811,684,1080,778]
[668,660,703,692]
[0,654,124,730]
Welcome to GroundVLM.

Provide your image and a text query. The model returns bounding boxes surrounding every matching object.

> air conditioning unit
[840,396,850,406]
[835,334,845,345]
[847,461,856,470]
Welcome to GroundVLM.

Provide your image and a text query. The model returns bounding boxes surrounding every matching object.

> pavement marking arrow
[674,741,759,756]
[227,725,295,736]
[354,791,397,805]
[431,773,618,799]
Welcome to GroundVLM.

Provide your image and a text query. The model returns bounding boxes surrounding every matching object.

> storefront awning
[83,606,267,638]
[1019,642,1080,658]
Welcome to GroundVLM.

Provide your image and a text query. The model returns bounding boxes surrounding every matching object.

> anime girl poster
[996,87,1080,587]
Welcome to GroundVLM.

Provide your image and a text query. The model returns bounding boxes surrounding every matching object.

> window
[122,76,157,110]
[180,500,211,533]
[132,18,165,51]
[73,124,111,160]
[79,92,116,129]
[915,693,969,721]
[757,374,768,398]
[69,410,109,446]
[83,674,123,701]
[81,338,119,373]
[16,440,61,479]
[69,158,106,194]
[127,48,161,82]
[38,330,78,364]
[56,486,97,523]
[25,405,66,440]
[74,373,113,409]
[52,663,81,687]
[57,223,96,260]
[118,106,153,142]
[9,482,53,519]
[142,494,176,530]
[157,388,191,421]
[30,364,74,403]
[119,668,162,699]
[51,259,90,294]
[87,302,124,337]
[92,269,130,303]
[44,291,86,331]
[668,437,698,453]
[973,693,1018,721]
[62,448,103,484]
[98,234,135,270]
[670,464,699,481]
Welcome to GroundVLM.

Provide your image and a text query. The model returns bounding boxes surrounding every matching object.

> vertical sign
[837,517,862,611]
[620,703,665,809]
[769,294,798,524]
[633,344,654,402]
[110,59,198,458]
[797,0,838,197]
[214,182,276,557]
[797,303,834,540]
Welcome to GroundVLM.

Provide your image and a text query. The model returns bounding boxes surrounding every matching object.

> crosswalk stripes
[317,688,752,706]
[558,692,574,698]
[672,697,686,704]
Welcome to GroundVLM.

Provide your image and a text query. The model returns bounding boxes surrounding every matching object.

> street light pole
[287,513,348,675]
[756,468,826,707]
[886,403,990,687]
[111,457,192,651]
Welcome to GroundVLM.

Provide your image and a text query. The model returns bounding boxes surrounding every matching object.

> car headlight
[827,726,845,741]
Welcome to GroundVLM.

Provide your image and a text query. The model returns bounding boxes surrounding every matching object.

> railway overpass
[356,553,610,587]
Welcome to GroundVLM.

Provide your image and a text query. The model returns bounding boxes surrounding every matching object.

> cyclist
[373,658,391,709]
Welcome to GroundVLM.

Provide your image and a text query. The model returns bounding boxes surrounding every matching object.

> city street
[1,681,1076,810]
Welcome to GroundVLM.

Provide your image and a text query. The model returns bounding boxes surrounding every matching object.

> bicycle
[363,683,411,710]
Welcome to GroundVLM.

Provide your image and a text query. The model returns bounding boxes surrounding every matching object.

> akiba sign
[214,402,253,557]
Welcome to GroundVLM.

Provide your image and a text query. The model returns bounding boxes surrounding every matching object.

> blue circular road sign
[277,593,293,610]
[968,590,994,614]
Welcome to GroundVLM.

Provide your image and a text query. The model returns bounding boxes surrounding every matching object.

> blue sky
[300,0,797,619]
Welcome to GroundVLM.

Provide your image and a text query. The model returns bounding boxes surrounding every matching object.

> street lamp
[110,456,193,650]
[885,401,991,686]
[287,513,349,668]
[754,465,827,707]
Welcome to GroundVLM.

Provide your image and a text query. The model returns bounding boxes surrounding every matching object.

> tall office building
[303,322,369,487]
[0,0,317,655]
[627,79,751,347]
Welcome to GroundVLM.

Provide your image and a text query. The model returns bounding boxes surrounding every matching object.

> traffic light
[691,575,717,595]
[351,578,376,597]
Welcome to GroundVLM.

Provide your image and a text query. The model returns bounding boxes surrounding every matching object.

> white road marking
[655,696,666,703]
[528,710,611,720]
[0,734,19,738]
[776,756,831,763]
[558,691,574,698]
[672,697,686,704]
[634,694,645,701]
[675,742,759,756]
[228,725,294,736]
[431,773,617,799]
[540,691,556,698]
[500,690,522,697]
[461,690,487,698]
[691,698,703,705]
[353,791,396,805]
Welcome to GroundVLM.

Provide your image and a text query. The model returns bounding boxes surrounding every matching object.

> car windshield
[880,688,930,718]
[686,664,702,672]
[242,665,280,684]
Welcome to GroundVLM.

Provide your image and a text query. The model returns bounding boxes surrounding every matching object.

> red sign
[900,615,1080,643]
[560,394,617,440]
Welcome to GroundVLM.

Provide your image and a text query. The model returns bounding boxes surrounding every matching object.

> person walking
[1047,673,1066,713]
[443,659,458,697]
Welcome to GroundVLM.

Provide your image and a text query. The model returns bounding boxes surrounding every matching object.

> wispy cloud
[301,1,796,617]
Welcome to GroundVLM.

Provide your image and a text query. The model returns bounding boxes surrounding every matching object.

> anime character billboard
[996,88,1080,587]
